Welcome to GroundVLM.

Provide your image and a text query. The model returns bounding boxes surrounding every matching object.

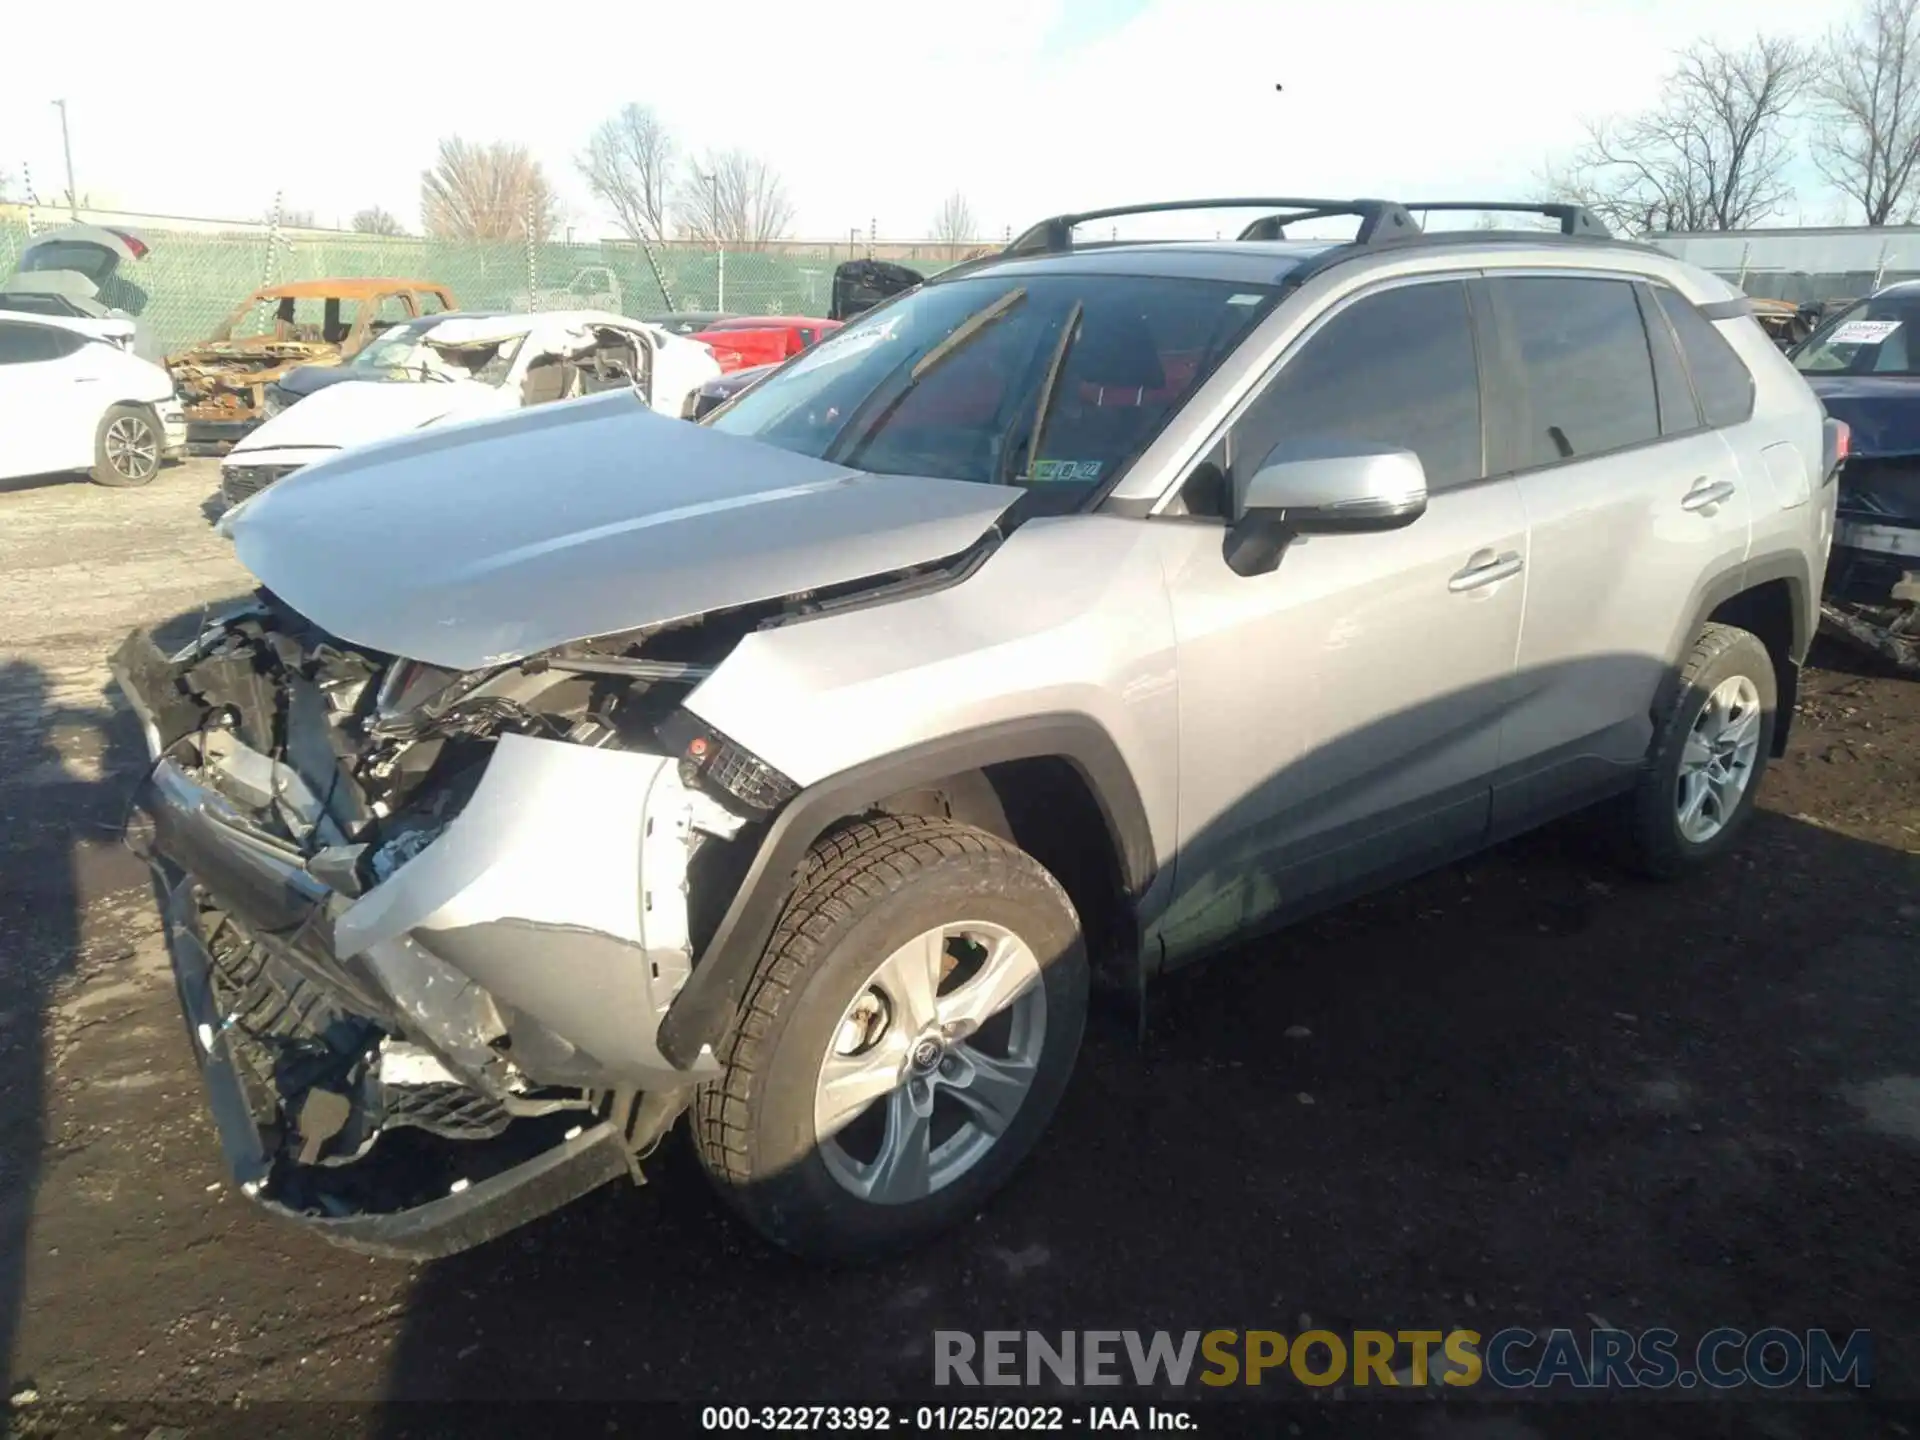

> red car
[690,316,840,373]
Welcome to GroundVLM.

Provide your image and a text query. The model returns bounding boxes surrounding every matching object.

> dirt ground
[1,459,1917,1433]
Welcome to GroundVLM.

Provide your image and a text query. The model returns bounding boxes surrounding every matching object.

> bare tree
[1541,36,1812,233]
[420,137,561,242]
[352,205,407,236]
[674,149,796,249]
[930,191,977,246]
[1813,0,1920,224]
[580,104,676,243]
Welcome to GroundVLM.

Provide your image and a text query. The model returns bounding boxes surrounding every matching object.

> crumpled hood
[228,376,496,460]
[1804,374,1920,458]
[224,390,1019,670]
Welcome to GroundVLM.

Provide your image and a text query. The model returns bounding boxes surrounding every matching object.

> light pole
[52,99,77,217]
[694,169,724,310]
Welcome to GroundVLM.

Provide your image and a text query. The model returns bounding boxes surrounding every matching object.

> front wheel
[693,815,1088,1260]
[1623,622,1777,879]
[91,404,164,487]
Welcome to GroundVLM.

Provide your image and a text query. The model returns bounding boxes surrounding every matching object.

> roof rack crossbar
[1005,197,1419,256]
[1401,201,1609,237]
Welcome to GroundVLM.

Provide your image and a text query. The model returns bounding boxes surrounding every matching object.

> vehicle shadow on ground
[377,775,1919,1426]
[0,659,149,1392]
[0,472,91,498]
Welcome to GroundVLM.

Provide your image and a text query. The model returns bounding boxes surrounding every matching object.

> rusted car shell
[168,278,456,451]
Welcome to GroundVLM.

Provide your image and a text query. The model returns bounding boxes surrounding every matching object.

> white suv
[0,312,185,486]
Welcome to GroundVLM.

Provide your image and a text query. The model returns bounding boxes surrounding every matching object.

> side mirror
[1234,445,1429,533]
[1224,445,1428,578]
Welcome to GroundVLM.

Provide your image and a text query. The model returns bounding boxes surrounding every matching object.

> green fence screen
[0,220,962,353]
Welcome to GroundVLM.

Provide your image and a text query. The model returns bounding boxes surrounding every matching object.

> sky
[0,0,1867,240]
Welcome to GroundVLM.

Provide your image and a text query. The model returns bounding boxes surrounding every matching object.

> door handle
[72,376,100,383]
[1448,549,1524,592]
[1680,476,1736,512]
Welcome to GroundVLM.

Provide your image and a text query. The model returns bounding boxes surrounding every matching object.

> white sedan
[219,310,722,506]
[0,312,186,486]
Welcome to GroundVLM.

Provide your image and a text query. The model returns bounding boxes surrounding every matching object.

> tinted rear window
[1656,287,1756,426]
[1490,276,1660,467]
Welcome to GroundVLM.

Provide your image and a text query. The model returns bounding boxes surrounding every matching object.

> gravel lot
[1,459,1917,1433]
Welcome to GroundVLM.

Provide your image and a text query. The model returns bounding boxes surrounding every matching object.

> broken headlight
[656,709,797,817]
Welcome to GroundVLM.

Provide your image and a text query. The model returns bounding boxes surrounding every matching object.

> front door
[1152,276,1529,964]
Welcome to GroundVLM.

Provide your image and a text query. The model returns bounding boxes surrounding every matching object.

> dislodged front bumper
[116,644,727,1257]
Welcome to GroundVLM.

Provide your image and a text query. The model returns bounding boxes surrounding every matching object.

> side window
[0,323,73,364]
[1227,279,1483,497]
[1653,287,1757,428]
[417,291,450,316]
[1488,276,1659,468]
[1636,285,1702,436]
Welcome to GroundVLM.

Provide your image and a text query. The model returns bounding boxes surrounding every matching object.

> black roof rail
[1402,201,1609,237]
[1004,197,1419,256]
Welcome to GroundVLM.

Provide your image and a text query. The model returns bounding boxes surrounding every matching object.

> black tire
[693,814,1088,1260]
[91,404,164,487]
[1623,622,1777,879]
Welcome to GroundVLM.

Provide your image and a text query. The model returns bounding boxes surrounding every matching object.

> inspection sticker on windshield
[1830,319,1902,345]
[1031,459,1103,482]
[1227,293,1264,306]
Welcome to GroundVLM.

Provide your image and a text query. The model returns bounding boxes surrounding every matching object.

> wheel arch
[657,713,1155,1070]
[1661,551,1812,758]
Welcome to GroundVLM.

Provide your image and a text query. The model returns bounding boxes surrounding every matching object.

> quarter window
[1228,279,1484,494]
[1655,287,1757,427]
[1487,276,1660,468]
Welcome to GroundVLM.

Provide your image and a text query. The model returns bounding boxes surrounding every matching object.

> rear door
[1483,272,1751,833]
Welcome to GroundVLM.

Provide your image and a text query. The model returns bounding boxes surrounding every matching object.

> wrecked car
[168,279,457,453]
[683,359,777,419]
[1790,282,1920,671]
[1749,296,1816,352]
[688,316,840,374]
[828,258,923,321]
[114,195,1830,1264]
[217,311,721,507]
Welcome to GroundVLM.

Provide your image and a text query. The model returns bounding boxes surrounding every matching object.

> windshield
[707,272,1280,491]
[1793,293,1920,377]
[349,321,526,385]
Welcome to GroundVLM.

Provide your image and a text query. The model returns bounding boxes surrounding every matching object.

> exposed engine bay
[111,590,811,1245]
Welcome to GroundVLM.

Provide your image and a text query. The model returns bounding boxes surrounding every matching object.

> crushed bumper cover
[158,874,631,1260]
[114,633,723,1255]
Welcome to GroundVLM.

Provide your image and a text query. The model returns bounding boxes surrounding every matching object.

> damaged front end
[111,598,780,1257]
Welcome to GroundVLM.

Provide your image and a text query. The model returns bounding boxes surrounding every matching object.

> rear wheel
[92,404,163,487]
[1623,623,1776,878]
[693,815,1088,1260]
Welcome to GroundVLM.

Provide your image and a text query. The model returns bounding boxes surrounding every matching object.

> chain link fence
[0,217,964,353]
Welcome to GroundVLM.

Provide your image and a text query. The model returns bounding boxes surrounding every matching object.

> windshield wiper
[827,288,1028,468]
[999,301,1081,486]
[909,287,1026,382]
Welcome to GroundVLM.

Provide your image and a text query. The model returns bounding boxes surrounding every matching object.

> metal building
[1650,225,1920,303]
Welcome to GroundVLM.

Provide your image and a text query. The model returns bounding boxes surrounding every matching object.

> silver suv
[114,197,1842,1261]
